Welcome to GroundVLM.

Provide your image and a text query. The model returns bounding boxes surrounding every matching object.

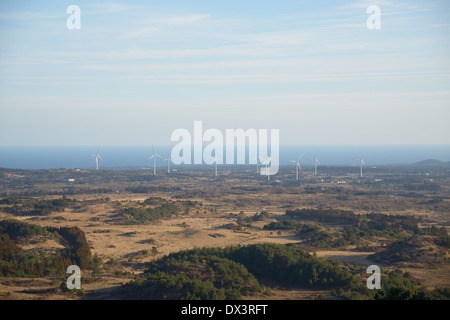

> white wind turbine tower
[252,156,261,173]
[149,145,163,175]
[288,153,303,181]
[313,153,320,176]
[261,155,272,181]
[165,153,172,174]
[212,157,218,177]
[90,149,103,171]
[357,154,366,178]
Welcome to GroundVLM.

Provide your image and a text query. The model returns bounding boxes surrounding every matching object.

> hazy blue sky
[0,0,449,146]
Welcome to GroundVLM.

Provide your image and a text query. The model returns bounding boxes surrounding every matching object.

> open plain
[0,163,449,300]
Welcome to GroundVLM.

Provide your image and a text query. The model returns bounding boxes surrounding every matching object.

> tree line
[120,203,181,224]
[1,196,77,216]
[123,243,364,300]
[0,219,92,277]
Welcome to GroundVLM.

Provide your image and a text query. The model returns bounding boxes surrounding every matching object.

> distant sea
[0,145,449,170]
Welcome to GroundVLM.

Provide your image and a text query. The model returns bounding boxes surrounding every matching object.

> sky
[0,0,449,146]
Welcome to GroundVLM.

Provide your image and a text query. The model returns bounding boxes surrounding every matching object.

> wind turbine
[165,153,172,174]
[356,154,366,178]
[212,157,218,177]
[149,145,163,175]
[90,149,103,171]
[252,156,261,173]
[288,153,303,181]
[261,155,271,181]
[313,153,320,176]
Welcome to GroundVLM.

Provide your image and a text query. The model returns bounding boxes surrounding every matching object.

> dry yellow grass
[0,188,448,299]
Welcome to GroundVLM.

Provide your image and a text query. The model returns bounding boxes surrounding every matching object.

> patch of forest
[116,198,202,225]
[263,220,319,233]
[0,196,77,216]
[275,209,449,251]
[122,243,359,300]
[0,219,92,277]
[120,243,449,300]
[370,233,449,266]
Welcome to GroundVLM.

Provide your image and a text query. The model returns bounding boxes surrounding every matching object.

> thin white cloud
[122,27,159,39]
[340,0,393,9]
[122,13,211,38]
[431,23,450,28]
[147,14,211,26]
[0,11,61,20]
[89,2,135,14]
[39,45,285,61]
[5,70,447,86]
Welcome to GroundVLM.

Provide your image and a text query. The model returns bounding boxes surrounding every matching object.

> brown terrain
[0,164,449,300]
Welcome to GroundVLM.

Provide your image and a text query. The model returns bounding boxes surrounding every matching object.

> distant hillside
[369,235,449,266]
[413,159,450,166]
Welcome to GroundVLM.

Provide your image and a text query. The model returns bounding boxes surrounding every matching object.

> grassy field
[0,164,449,300]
